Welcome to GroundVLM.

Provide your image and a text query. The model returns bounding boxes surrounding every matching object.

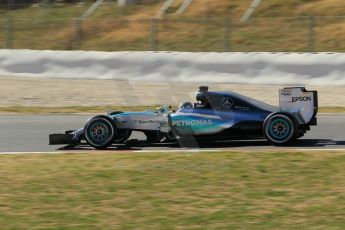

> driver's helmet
[157,106,169,113]
[178,102,193,109]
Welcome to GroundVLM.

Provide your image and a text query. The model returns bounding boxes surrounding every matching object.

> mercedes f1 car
[49,86,318,149]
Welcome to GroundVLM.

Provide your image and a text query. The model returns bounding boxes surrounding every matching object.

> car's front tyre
[263,113,298,146]
[84,115,117,149]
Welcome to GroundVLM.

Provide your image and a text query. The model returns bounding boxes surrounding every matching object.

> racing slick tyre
[84,115,117,149]
[263,113,298,146]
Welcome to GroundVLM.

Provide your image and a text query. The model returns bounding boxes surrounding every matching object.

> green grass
[0,106,344,114]
[0,151,344,229]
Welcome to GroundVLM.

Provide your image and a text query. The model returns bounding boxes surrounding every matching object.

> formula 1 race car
[49,86,318,149]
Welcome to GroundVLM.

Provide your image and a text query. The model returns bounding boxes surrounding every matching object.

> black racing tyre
[84,115,117,149]
[263,113,298,146]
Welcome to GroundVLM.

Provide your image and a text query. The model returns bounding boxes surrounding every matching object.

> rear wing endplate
[279,87,318,124]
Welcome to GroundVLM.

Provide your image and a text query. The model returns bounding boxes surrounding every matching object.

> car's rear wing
[279,87,318,125]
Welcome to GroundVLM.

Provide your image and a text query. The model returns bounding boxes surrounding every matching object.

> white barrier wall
[0,50,344,85]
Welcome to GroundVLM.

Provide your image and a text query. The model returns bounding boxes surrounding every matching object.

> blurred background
[2,0,345,111]
[0,0,345,52]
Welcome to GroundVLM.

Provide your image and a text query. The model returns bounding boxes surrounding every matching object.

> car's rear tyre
[263,113,298,146]
[84,115,117,149]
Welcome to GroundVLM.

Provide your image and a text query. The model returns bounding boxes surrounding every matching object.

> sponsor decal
[134,119,168,126]
[234,106,249,110]
[292,96,311,102]
[135,120,157,124]
[171,119,213,127]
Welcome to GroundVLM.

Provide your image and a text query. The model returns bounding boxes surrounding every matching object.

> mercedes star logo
[221,97,233,109]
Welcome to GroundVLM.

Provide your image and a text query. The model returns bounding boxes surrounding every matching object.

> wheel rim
[89,122,110,143]
[269,118,291,140]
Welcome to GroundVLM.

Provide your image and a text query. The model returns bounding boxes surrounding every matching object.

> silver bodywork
[113,108,170,133]
[69,107,171,144]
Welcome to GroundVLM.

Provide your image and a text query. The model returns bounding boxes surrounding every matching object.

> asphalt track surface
[0,114,344,153]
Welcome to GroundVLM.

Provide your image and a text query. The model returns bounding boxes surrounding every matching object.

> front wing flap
[49,133,75,145]
[49,128,84,145]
